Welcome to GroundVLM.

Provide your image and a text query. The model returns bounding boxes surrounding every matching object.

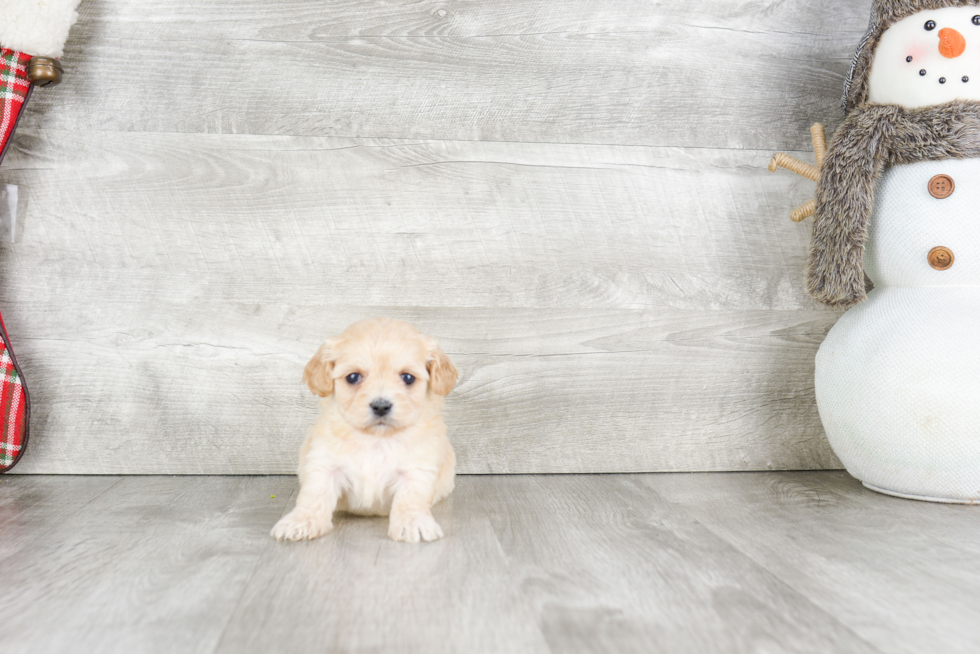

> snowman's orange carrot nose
[939,27,966,58]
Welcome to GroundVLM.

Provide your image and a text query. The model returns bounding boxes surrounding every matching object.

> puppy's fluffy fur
[272,318,458,543]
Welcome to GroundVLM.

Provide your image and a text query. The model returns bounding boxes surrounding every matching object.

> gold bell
[27,57,63,87]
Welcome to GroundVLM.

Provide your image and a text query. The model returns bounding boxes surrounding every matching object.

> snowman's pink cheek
[904,44,927,63]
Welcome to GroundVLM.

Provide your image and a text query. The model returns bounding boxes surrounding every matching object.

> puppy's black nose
[370,398,393,417]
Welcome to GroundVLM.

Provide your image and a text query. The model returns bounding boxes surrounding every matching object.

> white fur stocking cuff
[0,0,83,58]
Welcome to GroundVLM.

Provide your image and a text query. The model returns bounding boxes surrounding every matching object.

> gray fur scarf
[810,100,980,308]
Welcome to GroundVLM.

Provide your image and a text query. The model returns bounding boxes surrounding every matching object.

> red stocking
[0,48,31,471]
[0,49,32,166]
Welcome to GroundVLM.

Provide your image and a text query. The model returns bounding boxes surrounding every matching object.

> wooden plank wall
[1,0,872,474]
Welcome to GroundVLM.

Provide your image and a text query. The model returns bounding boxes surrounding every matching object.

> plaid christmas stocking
[0,312,28,472]
[0,49,32,166]
[0,0,80,472]
[0,48,31,472]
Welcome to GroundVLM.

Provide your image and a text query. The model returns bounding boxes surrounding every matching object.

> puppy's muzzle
[370,398,393,417]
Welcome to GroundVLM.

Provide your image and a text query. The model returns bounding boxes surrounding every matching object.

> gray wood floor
[0,472,977,654]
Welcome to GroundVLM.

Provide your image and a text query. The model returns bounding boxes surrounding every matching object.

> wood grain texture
[20,0,873,149]
[478,475,879,654]
[220,474,880,653]
[4,131,826,310]
[10,473,972,653]
[0,0,862,474]
[0,475,121,565]
[2,130,838,473]
[651,472,980,654]
[217,476,550,654]
[0,475,296,654]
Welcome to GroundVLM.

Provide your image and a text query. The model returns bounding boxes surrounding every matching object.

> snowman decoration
[773,0,980,503]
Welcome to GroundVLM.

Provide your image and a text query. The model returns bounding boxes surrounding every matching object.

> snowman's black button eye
[940,77,947,84]
[907,56,914,62]
[925,20,937,30]
[973,15,980,25]
[921,69,928,76]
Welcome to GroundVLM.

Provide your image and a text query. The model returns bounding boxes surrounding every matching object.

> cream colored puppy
[272,318,458,543]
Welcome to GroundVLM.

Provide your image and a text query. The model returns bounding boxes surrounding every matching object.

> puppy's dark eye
[401,373,416,386]
[346,373,362,385]
[973,15,980,25]
[925,20,937,31]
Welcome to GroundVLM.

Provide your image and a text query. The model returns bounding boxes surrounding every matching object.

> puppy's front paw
[388,513,444,543]
[271,509,333,541]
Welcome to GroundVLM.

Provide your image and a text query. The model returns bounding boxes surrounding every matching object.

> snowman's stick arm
[790,199,816,223]
[768,153,819,182]
[811,123,827,166]
[766,123,827,181]
[767,155,818,220]
[767,123,827,222]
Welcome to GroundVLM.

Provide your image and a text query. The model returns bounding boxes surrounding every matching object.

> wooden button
[928,246,955,270]
[928,174,955,199]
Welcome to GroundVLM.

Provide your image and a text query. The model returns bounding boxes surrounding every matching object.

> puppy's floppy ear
[426,340,458,397]
[303,340,338,397]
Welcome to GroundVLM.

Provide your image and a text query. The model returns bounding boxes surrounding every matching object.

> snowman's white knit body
[815,6,980,502]
[816,157,980,502]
